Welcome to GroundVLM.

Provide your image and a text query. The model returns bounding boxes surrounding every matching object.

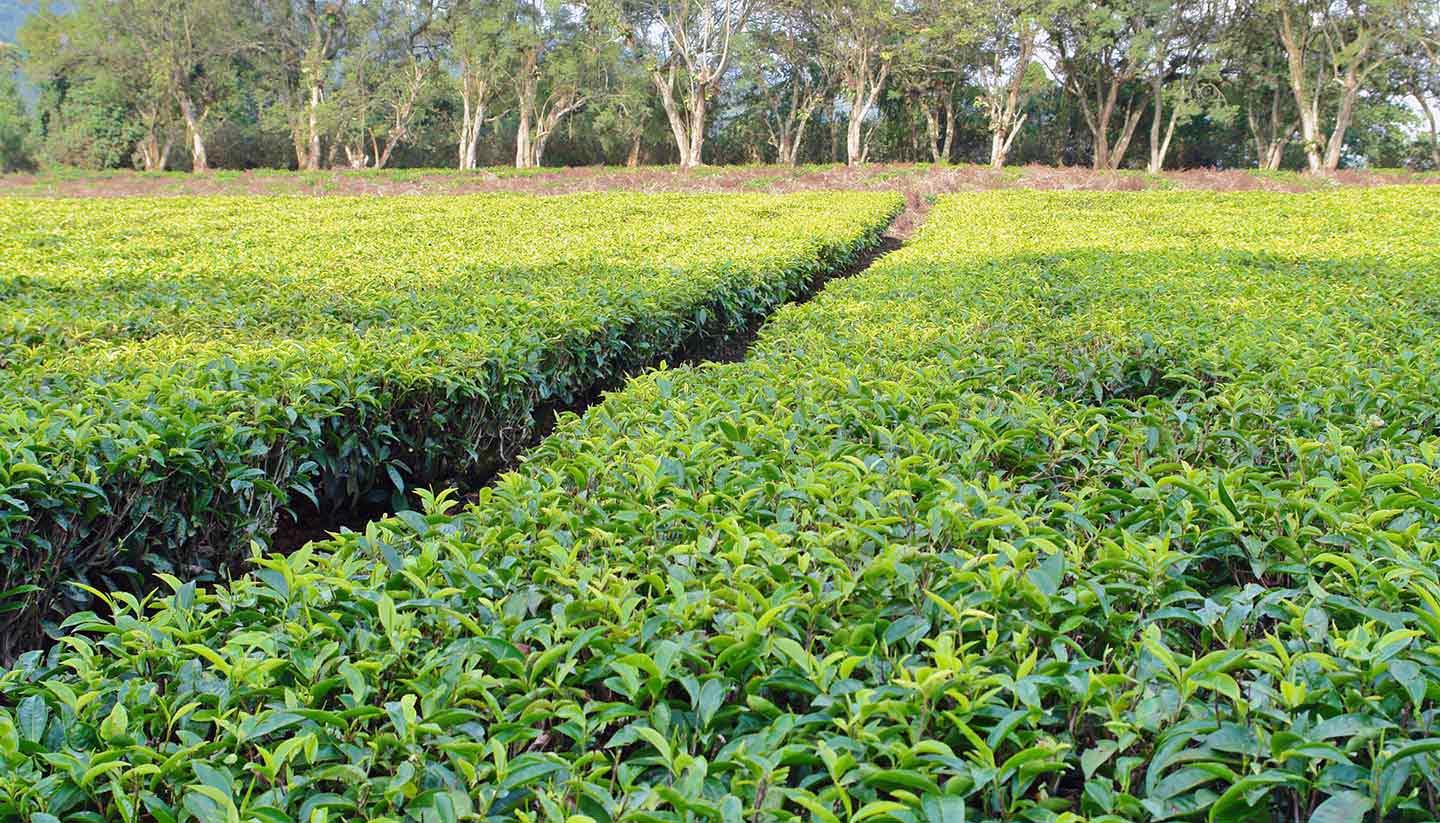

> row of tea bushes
[6,187,1440,821]
[0,192,903,652]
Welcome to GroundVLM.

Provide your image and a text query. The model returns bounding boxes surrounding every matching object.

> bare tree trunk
[687,90,707,167]
[343,143,367,168]
[1322,70,1362,171]
[1247,88,1292,170]
[515,74,535,169]
[177,93,209,173]
[792,113,812,166]
[627,134,642,167]
[1079,76,1142,171]
[1278,9,1323,173]
[1111,103,1144,169]
[458,72,488,170]
[1415,87,1440,169]
[653,69,695,168]
[138,132,171,172]
[987,23,1037,169]
[289,93,307,170]
[921,100,941,163]
[306,82,324,171]
[846,63,888,166]
[375,63,424,170]
[1147,75,1163,172]
[777,132,796,165]
[846,112,864,165]
[940,96,956,164]
[1147,74,1179,174]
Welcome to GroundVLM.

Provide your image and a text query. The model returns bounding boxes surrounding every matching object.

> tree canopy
[2,0,1438,171]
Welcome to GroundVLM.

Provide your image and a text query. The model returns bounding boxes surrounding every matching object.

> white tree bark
[177,92,209,172]
[844,57,888,166]
[458,71,491,170]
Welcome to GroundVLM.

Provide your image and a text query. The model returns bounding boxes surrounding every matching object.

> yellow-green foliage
[5,187,1440,822]
[0,192,902,646]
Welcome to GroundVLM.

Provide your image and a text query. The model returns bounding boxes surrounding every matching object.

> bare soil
[3,163,1435,200]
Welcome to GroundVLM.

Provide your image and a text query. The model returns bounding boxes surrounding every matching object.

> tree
[511,0,600,169]
[1397,11,1440,168]
[1141,0,1226,173]
[590,48,663,165]
[745,0,830,165]
[164,0,255,171]
[21,0,250,173]
[19,0,175,170]
[448,0,510,169]
[897,0,979,164]
[334,0,441,168]
[1047,0,1151,169]
[1272,0,1421,172]
[608,0,754,168]
[975,0,1043,168]
[815,0,898,165]
[256,0,353,170]
[1225,0,1298,169]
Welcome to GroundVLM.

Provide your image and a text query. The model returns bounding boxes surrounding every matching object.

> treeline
[0,0,1437,174]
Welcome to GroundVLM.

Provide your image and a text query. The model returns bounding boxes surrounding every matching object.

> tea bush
[0,192,902,649]
[5,187,1440,822]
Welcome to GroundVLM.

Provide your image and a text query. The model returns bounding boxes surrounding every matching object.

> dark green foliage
[0,65,30,171]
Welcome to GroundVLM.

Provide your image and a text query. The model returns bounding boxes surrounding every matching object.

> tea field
[5,186,1440,822]
[0,192,902,652]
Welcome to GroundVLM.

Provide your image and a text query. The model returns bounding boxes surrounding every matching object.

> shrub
[0,191,902,651]
[5,187,1440,822]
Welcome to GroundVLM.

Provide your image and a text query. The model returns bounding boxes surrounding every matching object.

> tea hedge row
[0,192,903,652]
[7,187,1440,822]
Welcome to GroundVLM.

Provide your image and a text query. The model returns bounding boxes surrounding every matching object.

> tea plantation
[5,187,1440,822]
[0,192,901,652]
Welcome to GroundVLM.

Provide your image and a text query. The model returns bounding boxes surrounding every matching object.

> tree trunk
[987,24,1036,170]
[1110,102,1145,170]
[1147,75,1163,173]
[627,134,642,167]
[343,143,367,168]
[1415,88,1440,169]
[1322,71,1361,171]
[940,96,956,164]
[778,132,796,165]
[138,132,171,172]
[921,100,941,163]
[687,91,707,167]
[1147,74,1179,174]
[306,82,324,171]
[177,93,209,173]
[791,113,812,166]
[1247,88,1292,171]
[846,63,888,166]
[458,72,488,171]
[846,113,864,166]
[515,80,534,169]
[653,70,696,168]
[1278,9,1323,173]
